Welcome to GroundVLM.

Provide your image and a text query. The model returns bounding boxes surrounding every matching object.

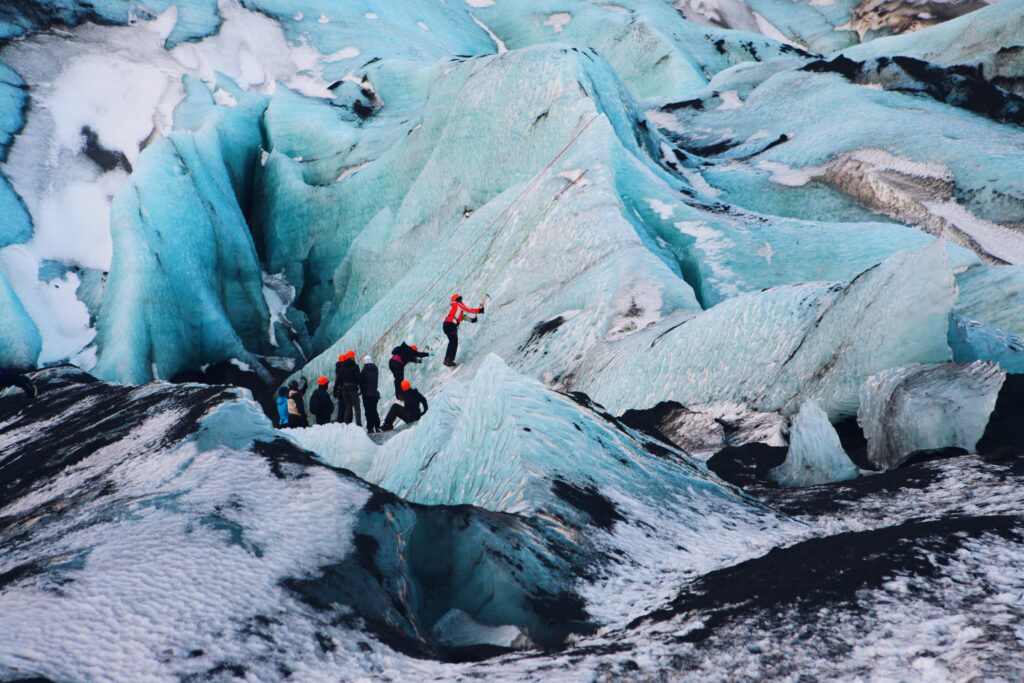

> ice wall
[92,76,272,383]
[0,268,40,368]
[771,400,858,487]
[857,361,1005,470]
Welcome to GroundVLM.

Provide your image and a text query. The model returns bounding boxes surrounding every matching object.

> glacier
[771,400,859,487]
[2,0,1024,678]
[857,361,1006,470]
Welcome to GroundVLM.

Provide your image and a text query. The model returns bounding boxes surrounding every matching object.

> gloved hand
[470,317,478,323]
[479,306,485,314]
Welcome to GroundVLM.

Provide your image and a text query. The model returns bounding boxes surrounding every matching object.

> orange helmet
[346,350,355,359]
[410,344,418,351]
[338,353,345,361]
[317,376,328,386]
[451,294,461,302]
[401,380,411,391]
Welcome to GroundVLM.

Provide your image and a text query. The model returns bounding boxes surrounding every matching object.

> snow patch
[716,89,743,110]
[646,198,675,220]
[543,12,572,32]
[470,13,507,53]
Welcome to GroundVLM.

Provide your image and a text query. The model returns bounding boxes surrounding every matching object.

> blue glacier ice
[2,0,1024,679]
[0,61,30,248]
[955,266,1024,338]
[857,361,1006,470]
[771,400,858,487]
[0,268,41,368]
[570,241,957,418]
[92,75,272,383]
[949,313,1024,374]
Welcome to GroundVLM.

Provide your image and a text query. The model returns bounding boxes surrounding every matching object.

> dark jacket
[359,362,380,399]
[403,388,429,421]
[287,380,307,417]
[334,358,361,396]
[392,343,428,366]
[310,386,333,420]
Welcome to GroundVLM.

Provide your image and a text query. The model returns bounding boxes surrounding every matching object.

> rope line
[361,115,598,358]
[419,169,589,348]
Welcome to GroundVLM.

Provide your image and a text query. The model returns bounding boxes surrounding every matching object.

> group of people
[276,346,429,433]
[275,293,484,433]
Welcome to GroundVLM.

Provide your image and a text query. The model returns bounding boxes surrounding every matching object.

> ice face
[771,400,858,487]
[91,76,272,384]
[955,266,1024,338]
[949,313,1024,374]
[0,266,40,368]
[0,61,29,249]
[857,361,1006,470]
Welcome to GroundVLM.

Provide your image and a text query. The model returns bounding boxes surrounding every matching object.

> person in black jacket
[334,350,362,426]
[309,376,334,425]
[381,380,428,431]
[287,378,309,427]
[389,342,429,397]
[360,355,381,433]
[332,353,348,420]
[0,366,36,401]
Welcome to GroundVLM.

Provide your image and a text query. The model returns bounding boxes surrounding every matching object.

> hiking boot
[443,360,457,367]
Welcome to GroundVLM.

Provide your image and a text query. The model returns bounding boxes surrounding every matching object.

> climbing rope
[361,114,599,358]
[418,168,590,349]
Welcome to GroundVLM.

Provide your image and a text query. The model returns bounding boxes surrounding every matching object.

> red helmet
[338,354,345,361]
[346,350,355,359]
[410,344,418,351]
[317,376,328,386]
[401,380,411,391]
[450,294,461,302]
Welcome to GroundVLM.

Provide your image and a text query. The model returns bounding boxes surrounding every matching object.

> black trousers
[341,386,361,426]
[289,413,308,428]
[443,321,459,363]
[389,358,405,397]
[363,395,380,431]
[384,403,419,428]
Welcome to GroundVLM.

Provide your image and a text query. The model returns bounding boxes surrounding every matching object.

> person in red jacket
[442,294,483,367]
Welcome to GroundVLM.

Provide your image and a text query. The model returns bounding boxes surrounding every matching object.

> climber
[335,350,362,426]
[381,380,428,431]
[442,294,483,367]
[389,341,429,397]
[360,355,381,433]
[0,366,36,401]
[309,376,334,425]
[287,378,309,428]
[276,386,290,427]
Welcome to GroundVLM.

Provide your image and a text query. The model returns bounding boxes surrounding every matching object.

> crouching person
[381,380,428,431]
